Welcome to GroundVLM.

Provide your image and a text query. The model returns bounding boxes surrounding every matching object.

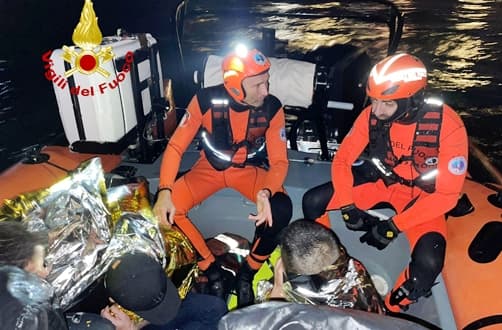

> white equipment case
[50,33,163,161]
[201,54,316,109]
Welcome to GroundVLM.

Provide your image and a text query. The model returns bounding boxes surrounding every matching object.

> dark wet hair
[0,221,48,269]
[280,219,341,275]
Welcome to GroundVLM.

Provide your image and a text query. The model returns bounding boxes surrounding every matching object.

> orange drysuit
[307,100,468,310]
[159,85,292,271]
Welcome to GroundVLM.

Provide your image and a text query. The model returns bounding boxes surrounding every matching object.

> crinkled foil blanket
[257,247,385,314]
[0,158,197,323]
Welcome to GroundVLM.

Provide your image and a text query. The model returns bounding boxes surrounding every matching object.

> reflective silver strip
[211,98,229,106]
[420,169,438,181]
[201,130,231,161]
[371,158,393,177]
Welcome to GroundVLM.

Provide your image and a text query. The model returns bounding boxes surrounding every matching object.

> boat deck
[124,146,457,330]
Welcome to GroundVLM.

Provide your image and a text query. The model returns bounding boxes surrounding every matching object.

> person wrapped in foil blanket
[255,220,385,314]
[0,157,197,314]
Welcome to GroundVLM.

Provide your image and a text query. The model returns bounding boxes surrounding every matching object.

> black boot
[235,261,257,308]
[204,262,227,300]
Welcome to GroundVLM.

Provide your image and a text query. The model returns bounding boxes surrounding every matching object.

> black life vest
[367,99,443,193]
[198,85,281,171]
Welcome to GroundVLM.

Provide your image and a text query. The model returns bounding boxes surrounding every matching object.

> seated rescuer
[269,220,384,314]
[152,45,293,307]
[101,252,227,330]
[301,53,468,312]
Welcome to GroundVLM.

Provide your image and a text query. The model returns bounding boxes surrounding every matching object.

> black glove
[340,204,380,231]
[360,218,400,250]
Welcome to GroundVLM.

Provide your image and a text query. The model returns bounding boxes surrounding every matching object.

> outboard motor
[296,45,370,158]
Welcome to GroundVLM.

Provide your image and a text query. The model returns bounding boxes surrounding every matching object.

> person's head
[104,252,181,325]
[222,45,271,107]
[0,221,50,279]
[280,220,342,275]
[366,53,427,122]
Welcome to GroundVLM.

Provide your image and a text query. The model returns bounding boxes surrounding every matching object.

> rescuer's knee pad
[302,182,333,221]
[390,232,446,306]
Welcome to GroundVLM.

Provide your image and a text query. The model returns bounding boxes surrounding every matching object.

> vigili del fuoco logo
[41,0,133,96]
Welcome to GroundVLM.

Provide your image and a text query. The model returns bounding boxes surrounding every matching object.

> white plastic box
[49,33,163,146]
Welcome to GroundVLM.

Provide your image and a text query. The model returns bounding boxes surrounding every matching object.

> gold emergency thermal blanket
[0,158,197,311]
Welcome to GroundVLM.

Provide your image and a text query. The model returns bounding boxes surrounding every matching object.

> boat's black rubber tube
[463,315,502,330]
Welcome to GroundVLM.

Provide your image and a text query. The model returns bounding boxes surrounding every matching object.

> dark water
[395,0,502,178]
[179,0,502,178]
[1,0,501,178]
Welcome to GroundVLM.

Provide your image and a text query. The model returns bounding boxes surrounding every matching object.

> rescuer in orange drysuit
[153,46,292,308]
[302,53,468,312]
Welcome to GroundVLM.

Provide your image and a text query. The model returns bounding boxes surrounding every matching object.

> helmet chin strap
[397,92,426,124]
[237,99,257,109]
[377,98,409,124]
[392,98,410,122]
[384,92,425,125]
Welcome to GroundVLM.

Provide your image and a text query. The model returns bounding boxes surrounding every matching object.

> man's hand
[360,218,400,250]
[153,189,176,227]
[340,204,380,231]
[100,304,140,330]
[248,189,273,227]
[269,257,285,299]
